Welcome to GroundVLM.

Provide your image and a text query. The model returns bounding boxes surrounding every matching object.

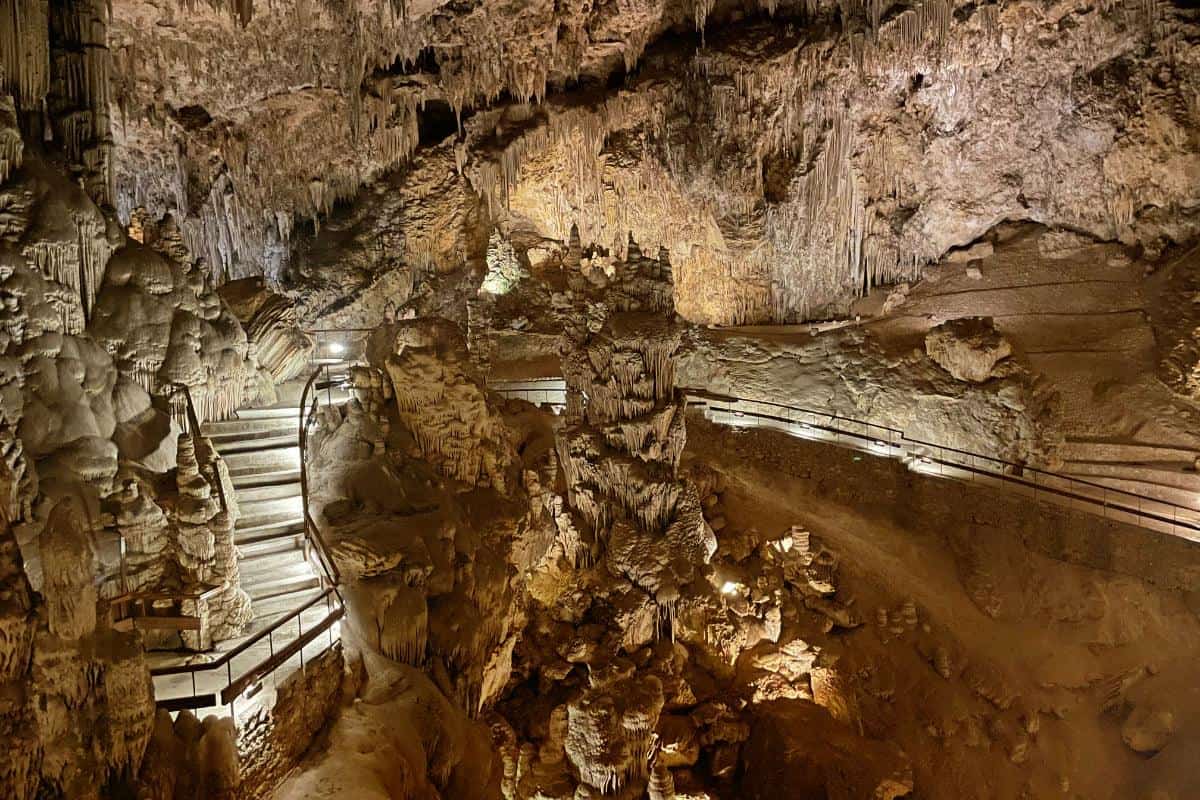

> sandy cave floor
[683,415,1200,800]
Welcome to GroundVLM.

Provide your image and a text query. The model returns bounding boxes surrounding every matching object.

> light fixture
[328,341,345,356]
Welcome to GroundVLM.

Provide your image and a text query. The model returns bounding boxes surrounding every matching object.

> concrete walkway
[489,378,1200,542]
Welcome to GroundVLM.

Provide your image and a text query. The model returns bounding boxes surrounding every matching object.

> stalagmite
[557,243,714,608]
[39,496,97,640]
[111,477,171,593]
[374,317,519,492]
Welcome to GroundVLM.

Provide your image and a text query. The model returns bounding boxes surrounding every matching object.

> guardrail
[298,363,348,588]
[149,369,350,718]
[150,588,343,714]
[488,380,1200,541]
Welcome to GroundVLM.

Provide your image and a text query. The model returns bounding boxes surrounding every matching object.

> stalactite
[0,0,50,112]
[20,208,115,331]
[0,97,24,185]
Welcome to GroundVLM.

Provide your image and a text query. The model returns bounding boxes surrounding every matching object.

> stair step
[235,482,302,504]
[232,469,302,490]
[234,519,306,546]
[238,533,305,560]
[250,588,326,620]
[234,406,303,421]
[202,416,297,437]
[213,434,299,455]
[206,428,297,449]
[224,447,300,475]
[240,554,312,582]
[246,573,322,601]
[238,512,303,534]
[238,494,303,516]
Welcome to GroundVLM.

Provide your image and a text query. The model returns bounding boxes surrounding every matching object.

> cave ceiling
[97,0,1200,324]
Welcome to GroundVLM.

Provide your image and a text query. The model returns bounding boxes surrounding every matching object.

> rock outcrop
[0,478,155,800]
[924,317,1014,383]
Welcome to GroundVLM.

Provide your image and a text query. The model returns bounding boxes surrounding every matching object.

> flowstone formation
[89,214,260,423]
[0,470,155,800]
[376,317,520,493]
[0,105,157,571]
[306,321,535,719]
[0,100,262,639]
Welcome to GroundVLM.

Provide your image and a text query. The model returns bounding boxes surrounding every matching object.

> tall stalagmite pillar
[556,237,716,619]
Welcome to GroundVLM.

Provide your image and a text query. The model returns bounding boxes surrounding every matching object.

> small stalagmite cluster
[172,432,252,646]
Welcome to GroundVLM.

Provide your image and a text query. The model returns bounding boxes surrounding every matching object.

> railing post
[119,534,129,596]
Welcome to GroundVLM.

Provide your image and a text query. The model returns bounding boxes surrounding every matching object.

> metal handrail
[686,390,1200,538]
[489,381,1200,538]
[150,588,338,677]
[150,587,344,713]
[298,363,346,588]
[163,381,230,514]
[148,369,352,716]
[683,389,1200,512]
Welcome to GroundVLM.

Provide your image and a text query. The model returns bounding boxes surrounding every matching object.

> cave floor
[683,415,1200,800]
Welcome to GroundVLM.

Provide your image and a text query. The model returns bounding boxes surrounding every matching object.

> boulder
[925,317,1013,383]
[1122,706,1176,754]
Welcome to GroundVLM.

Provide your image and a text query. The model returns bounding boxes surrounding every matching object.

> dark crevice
[173,104,213,131]
[418,99,460,146]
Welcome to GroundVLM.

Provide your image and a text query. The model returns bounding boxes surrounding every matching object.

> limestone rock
[371,317,519,493]
[924,317,1013,383]
[1121,706,1176,754]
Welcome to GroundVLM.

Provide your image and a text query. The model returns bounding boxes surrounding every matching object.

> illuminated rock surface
[2,0,1200,797]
